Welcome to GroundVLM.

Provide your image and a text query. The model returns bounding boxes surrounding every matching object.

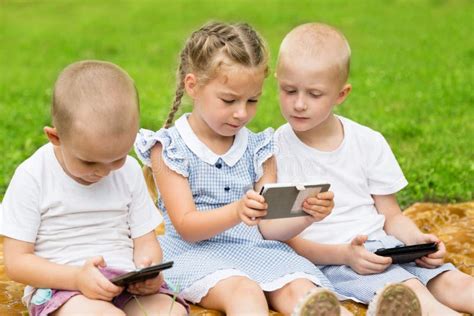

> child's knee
[282,278,316,298]
[428,270,474,292]
[232,276,264,296]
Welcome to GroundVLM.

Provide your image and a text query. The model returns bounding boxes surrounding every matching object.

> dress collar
[175,114,248,167]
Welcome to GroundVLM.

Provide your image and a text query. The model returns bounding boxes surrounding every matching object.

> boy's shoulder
[338,115,382,137]
[274,116,388,150]
[338,115,386,146]
[13,143,55,180]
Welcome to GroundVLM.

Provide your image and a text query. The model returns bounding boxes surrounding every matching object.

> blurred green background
[1,0,473,207]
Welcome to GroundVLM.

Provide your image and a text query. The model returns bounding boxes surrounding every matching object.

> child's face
[52,129,136,185]
[188,65,265,137]
[277,57,346,132]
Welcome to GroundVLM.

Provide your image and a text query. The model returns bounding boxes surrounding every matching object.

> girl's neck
[294,114,344,152]
[188,113,234,155]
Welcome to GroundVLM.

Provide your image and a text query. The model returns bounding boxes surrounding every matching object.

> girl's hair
[144,21,269,202]
[164,21,269,128]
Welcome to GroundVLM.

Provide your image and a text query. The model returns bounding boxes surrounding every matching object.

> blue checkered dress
[135,119,332,299]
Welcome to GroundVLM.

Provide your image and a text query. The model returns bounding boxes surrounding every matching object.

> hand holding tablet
[259,183,330,219]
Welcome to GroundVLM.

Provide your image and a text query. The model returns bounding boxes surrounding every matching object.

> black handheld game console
[374,243,438,264]
[110,261,174,286]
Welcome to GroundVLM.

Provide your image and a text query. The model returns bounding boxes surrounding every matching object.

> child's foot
[367,283,422,316]
[292,287,340,316]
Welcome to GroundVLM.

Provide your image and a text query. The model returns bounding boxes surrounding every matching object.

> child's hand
[127,257,164,295]
[76,256,123,301]
[413,233,445,268]
[237,190,268,226]
[346,235,392,275]
[302,191,335,222]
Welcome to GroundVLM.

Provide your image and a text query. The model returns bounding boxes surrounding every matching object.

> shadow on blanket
[1,202,472,315]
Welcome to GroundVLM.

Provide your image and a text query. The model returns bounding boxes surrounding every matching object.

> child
[135,22,353,315]
[274,23,474,315]
[0,61,188,316]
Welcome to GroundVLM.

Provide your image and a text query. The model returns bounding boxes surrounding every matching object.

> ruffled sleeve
[134,128,190,177]
[252,127,275,181]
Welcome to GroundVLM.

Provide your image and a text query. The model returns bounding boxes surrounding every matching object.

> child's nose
[233,104,247,119]
[294,95,306,111]
[94,165,111,177]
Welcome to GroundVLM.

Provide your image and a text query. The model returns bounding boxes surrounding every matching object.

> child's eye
[285,90,296,95]
[221,98,235,104]
[248,99,259,104]
[310,93,322,98]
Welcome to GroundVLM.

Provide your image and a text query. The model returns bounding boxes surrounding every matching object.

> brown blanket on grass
[1,202,472,316]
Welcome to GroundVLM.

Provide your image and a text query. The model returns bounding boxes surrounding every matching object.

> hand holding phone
[110,261,173,287]
[374,243,438,264]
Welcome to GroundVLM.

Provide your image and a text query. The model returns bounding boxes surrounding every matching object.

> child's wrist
[342,243,352,265]
[233,200,243,223]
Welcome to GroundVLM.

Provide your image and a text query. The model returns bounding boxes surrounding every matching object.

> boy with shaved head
[0,60,188,315]
[274,23,474,315]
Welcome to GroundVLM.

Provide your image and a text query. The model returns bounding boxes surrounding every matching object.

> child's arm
[126,231,164,295]
[375,194,446,268]
[287,235,392,274]
[151,144,267,242]
[3,237,122,300]
[256,158,334,241]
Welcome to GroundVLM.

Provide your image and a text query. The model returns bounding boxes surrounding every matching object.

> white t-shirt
[274,116,408,244]
[0,143,162,271]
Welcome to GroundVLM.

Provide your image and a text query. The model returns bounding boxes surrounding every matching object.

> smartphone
[374,243,438,264]
[110,261,174,286]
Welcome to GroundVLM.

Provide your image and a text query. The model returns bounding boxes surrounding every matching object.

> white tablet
[260,183,331,219]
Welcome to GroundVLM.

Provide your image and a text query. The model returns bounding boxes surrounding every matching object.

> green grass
[1,0,473,207]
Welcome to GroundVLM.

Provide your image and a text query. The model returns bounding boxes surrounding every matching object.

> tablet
[374,243,438,264]
[110,261,174,286]
[259,183,330,219]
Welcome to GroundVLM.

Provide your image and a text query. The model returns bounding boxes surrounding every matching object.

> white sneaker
[367,283,422,316]
[292,287,341,316]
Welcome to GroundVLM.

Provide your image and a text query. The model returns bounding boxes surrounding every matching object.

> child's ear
[184,73,198,98]
[44,126,61,146]
[335,83,352,105]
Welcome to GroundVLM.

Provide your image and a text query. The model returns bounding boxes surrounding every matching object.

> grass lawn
[1,0,473,207]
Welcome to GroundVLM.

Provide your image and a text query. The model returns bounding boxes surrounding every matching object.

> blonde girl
[135,22,351,315]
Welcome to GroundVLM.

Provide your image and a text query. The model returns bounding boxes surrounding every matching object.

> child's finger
[245,199,267,210]
[367,252,392,265]
[100,278,123,296]
[246,208,267,219]
[420,255,443,267]
[246,190,265,203]
[305,197,332,207]
[415,258,437,269]
[241,215,260,226]
[317,191,334,200]
[359,260,390,274]
[351,235,368,246]
[303,203,331,215]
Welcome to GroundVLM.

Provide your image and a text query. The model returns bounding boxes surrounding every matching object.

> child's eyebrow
[218,92,262,98]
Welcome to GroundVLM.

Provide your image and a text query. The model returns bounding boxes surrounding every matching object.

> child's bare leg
[266,278,352,315]
[426,270,474,314]
[403,278,459,316]
[51,295,125,316]
[123,292,187,316]
[199,276,268,316]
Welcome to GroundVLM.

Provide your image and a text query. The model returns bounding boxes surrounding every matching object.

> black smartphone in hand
[374,243,438,264]
[110,261,174,287]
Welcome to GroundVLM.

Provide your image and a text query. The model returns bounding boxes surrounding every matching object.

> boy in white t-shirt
[274,23,474,315]
[0,61,187,315]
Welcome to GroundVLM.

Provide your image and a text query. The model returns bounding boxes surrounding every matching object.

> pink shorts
[28,267,189,316]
